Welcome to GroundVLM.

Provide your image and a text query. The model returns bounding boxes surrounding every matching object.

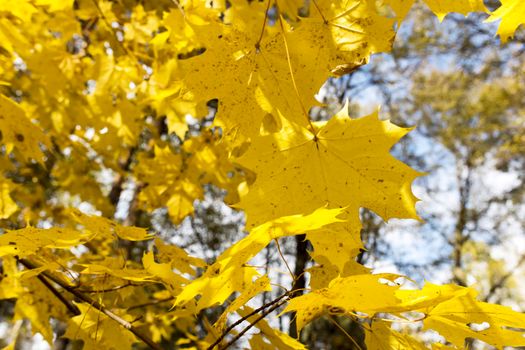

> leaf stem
[274,238,294,280]
[255,0,272,50]
[277,15,317,135]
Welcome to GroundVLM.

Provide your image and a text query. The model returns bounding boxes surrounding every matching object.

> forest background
[0,0,524,349]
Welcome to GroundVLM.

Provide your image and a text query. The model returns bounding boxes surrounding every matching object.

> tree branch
[127,296,175,311]
[18,258,162,350]
[207,291,290,350]
[219,299,288,350]
[32,267,80,316]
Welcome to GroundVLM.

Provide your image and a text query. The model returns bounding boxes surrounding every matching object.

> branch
[76,282,139,294]
[207,292,290,350]
[18,258,162,350]
[219,299,288,350]
[484,255,525,302]
[32,268,80,316]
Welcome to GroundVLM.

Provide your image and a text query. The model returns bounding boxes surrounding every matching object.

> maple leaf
[174,207,343,311]
[239,306,307,350]
[63,303,137,350]
[382,0,487,21]
[421,289,525,348]
[135,132,239,223]
[14,277,69,344]
[422,0,487,21]
[0,258,68,345]
[290,0,395,78]
[485,0,525,43]
[0,177,18,219]
[0,94,51,163]
[306,219,365,273]
[0,0,37,22]
[180,2,309,145]
[283,273,402,332]
[79,263,155,283]
[365,320,428,350]
[154,238,206,275]
[237,106,423,228]
[69,209,154,241]
[181,0,397,145]
[213,275,271,333]
[0,226,92,258]
[143,251,188,295]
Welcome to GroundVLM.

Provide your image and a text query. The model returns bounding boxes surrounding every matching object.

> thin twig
[207,291,290,350]
[127,297,175,311]
[77,282,139,294]
[484,254,525,302]
[18,259,162,350]
[32,268,80,315]
[327,315,363,350]
[218,299,288,350]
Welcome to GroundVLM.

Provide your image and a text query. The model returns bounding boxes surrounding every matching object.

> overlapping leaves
[0,0,524,349]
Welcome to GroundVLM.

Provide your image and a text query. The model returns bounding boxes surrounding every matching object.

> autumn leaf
[485,0,525,43]
[239,306,307,350]
[0,94,51,163]
[69,209,153,241]
[174,207,343,311]
[422,289,525,348]
[63,303,137,350]
[181,0,397,145]
[382,0,487,21]
[237,106,423,228]
[0,226,92,258]
[213,275,272,333]
[283,273,402,332]
[365,320,428,350]
[0,177,18,219]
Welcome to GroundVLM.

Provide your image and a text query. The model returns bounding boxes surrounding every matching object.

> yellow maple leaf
[174,207,342,311]
[14,277,69,344]
[237,106,423,228]
[422,290,525,348]
[79,263,155,283]
[213,275,271,333]
[180,5,308,145]
[70,209,153,241]
[485,0,525,43]
[0,0,37,22]
[365,320,428,350]
[154,238,206,275]
[306,219,365,273]
[0,177,17,219]
[382,0,487,21]
[0,226,92,258]
[181,0,397,145]
[0,94,51,163]
[63,303,137,350]
[424,0,487,21]
[290,0,395,78]
[143,251,188,295]
[239,306,307,350]
[283,273,401,332]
